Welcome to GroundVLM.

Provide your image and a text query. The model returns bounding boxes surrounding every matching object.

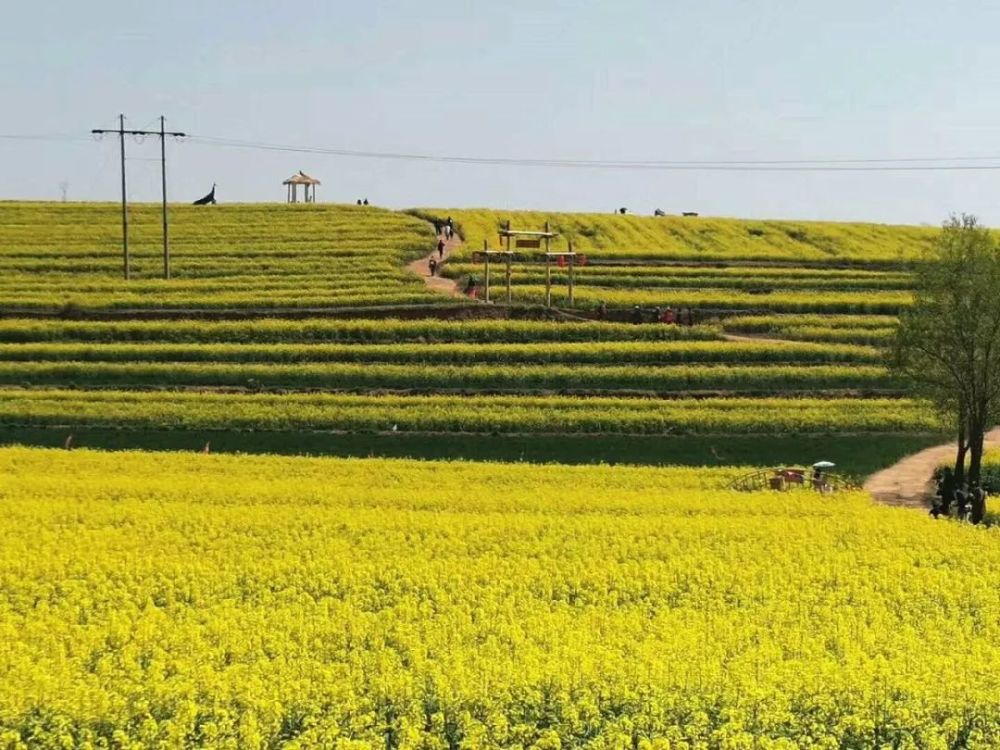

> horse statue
[193,184,217,205]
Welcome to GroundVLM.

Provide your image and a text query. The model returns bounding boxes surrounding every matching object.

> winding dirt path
[407,231,465,298]
[864,428,1000,509]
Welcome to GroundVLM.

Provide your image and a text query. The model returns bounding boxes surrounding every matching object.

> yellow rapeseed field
[429,209,939,264]
[1,447,999,748]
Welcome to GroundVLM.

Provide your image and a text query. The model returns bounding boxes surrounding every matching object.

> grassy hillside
[420,208,939,264]
[2,447,999,747]
[0,202,932,459]
[0,202,444,311]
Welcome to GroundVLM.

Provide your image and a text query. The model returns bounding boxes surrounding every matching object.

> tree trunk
[969,420,987,524]
[954,416,968,487]
[968,422,985,488]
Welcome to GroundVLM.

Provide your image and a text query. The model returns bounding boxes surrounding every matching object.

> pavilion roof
[283,171,321,185]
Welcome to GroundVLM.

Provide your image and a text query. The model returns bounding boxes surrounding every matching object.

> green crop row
[0,361,897,394]
[763,326,895,345]
[0,291,455,311]
[723,314,899,331]
[0,388,939,434]
[444,263,914,291]
[0,318,721,344]
[0,340,883,366]
[507,286,912,314]
[722,314,897,345]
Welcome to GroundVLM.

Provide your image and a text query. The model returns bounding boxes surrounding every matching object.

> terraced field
[418,209,927,349]
[0,202,443,311]
[0,203,941,469]
[722,314,898,345]
[425,209,938,264]
[1,204,988,748]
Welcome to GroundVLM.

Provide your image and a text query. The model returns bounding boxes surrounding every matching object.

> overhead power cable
[183,134,1000,172]
[8,130,1000,171]
[0,134,92,143]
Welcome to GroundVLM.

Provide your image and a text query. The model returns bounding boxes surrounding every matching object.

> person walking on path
[437,238,445,258]
[429,258,438,276]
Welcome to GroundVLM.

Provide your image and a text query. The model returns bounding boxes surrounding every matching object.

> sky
[4,0,1000,224]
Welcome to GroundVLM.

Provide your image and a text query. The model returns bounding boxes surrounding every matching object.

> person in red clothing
[662,307,676,324]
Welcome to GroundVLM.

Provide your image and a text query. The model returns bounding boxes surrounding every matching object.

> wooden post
[568,240,575,307]
[545,253,551,307]
[505,252,512,304]
[117,114,129,281]
[484,240,491,303]
[544,221,551,307]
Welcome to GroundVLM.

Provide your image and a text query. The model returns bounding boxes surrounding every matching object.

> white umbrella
[812,460,836,469]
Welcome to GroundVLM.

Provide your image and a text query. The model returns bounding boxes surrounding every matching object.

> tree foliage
[894,214,1000,517]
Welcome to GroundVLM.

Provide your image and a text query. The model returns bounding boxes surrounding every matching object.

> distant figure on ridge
[363,198,369,205]
[193,184,217,205]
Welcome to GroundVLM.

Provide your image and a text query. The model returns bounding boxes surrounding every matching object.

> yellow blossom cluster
[0,447,998,748]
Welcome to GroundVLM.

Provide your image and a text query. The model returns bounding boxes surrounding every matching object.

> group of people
[428,220,452,277]
[773,468,831,493]
[436,217,455,240]
[355,198,370,206]
[932,467,988,522]
[630,305,697,326]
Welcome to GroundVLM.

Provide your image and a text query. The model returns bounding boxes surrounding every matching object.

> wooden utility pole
[568,240,575,307]
[89,115,130,279]
[544,221,551,307]
[483,239,490,302]
[159,116,176,279]
[92,115,185,280]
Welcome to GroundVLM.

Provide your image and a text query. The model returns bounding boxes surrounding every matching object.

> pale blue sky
[4,0,1000,223]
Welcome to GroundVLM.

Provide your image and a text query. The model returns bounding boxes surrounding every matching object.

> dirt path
[864,428,1000,508]
[407,231,465,298]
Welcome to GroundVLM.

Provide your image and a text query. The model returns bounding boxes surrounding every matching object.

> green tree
[893,214,1000,522]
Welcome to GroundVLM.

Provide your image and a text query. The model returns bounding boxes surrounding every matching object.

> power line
[0,134,92,143]
[9,129,1000,171]
[183,134,1000,172]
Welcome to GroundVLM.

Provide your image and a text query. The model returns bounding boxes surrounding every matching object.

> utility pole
[157,116,185,279]
[92,115,185,280]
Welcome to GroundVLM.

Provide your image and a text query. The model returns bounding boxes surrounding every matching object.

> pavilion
[283,171,321,203]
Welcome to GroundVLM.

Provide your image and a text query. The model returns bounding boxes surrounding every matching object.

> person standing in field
[936,467,956,516]
[955,486,969,520]
[970,481,987,524]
